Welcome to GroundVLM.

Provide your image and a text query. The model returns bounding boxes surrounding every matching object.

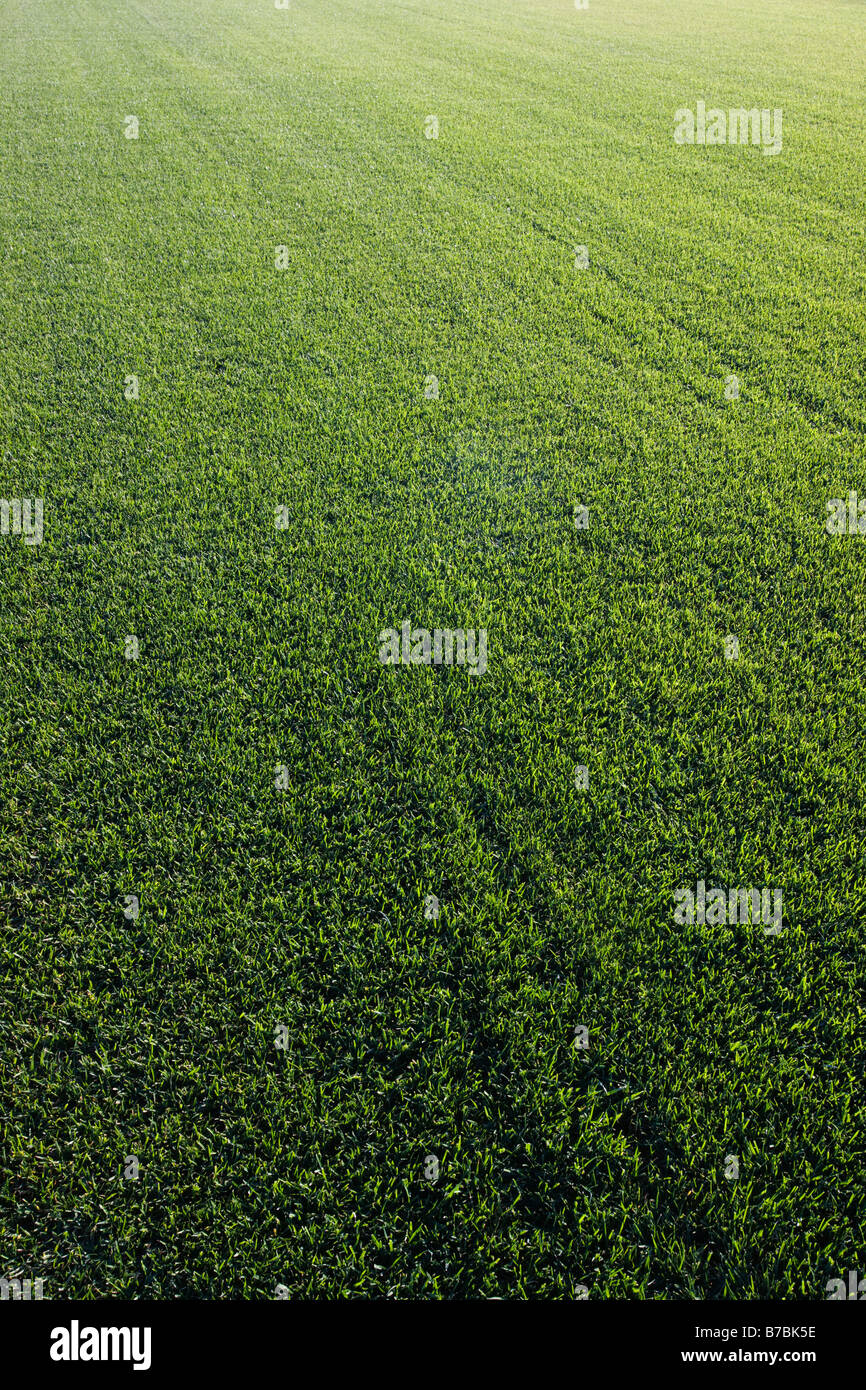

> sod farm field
[0,0,864,1302]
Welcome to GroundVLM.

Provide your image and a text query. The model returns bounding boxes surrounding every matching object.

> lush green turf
[1,0,864,1299]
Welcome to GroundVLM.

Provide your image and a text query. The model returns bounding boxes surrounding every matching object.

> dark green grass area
[0,0,864,1297]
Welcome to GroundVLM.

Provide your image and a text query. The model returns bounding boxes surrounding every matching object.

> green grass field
[1,0,864,1299]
